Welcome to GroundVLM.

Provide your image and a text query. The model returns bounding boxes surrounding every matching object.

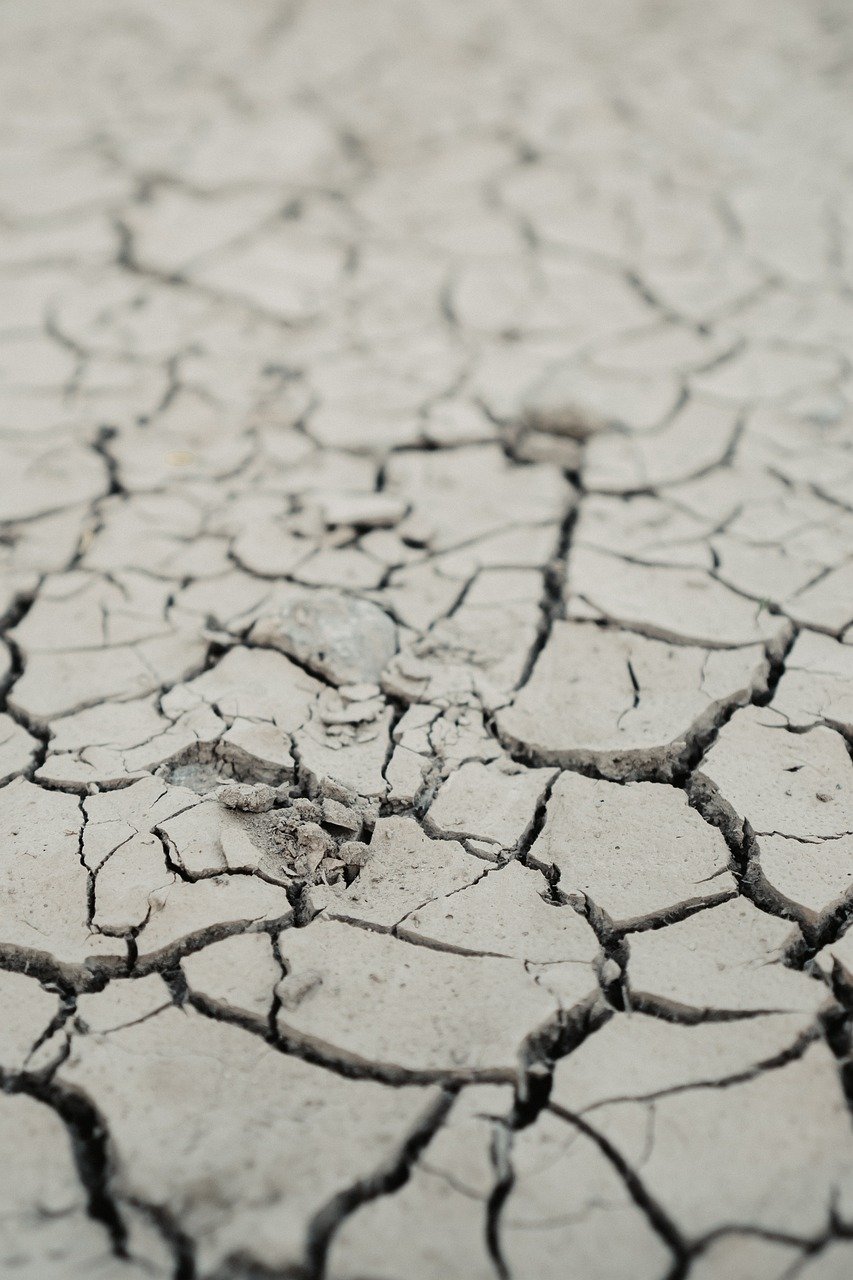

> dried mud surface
[1,3,853,1279]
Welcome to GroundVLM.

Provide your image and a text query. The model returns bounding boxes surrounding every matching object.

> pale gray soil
[1,3,853,1278]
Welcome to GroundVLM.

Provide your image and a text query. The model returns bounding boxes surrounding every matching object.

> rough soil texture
[1,2,853,1278]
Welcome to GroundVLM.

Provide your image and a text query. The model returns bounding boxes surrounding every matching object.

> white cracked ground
[1,1,853,1278]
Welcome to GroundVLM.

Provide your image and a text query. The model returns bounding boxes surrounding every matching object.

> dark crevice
[126,1197,198,1280]
[186,985,515,1088]
[304,1089,456,1278]
[548,1102,689,1268]
[512,489,579,693]
[0,1067,128,1257]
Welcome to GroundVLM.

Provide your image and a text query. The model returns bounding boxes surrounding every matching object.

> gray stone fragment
[293,821,335,875]
[216,781,278,812]
[321,796,362,834]
[250,590,397,685]
[339,839,371,867]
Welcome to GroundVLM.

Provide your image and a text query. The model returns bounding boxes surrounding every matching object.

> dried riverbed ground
[2,2,853,1278]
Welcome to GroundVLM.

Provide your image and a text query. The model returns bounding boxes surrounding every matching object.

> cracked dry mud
[1,3,853,1279]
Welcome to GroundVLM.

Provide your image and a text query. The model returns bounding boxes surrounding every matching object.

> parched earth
[1,2,853,1278]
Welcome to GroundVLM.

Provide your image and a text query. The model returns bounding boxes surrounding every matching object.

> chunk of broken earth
[0,970,60,1072]
[267,792,370,882]
[75,975,171,1034]
[785,558,853,635]
[295,698,392,800]
[9,630,208,726]
[133,876,292,967]
[384,584,544,710]
[321,796,362,833]
[430,706,503,770]
[339,839,371,867]
[316,686,386,726]
[286,797,323,823]
[339,682,382,701]
[1,433,107,523]
[385,744,431,806]
[216,718,296,787]
[181,931,280,1021]
[583,397,741,493]
[528,772,736,929]
[93,830,172,934]
[384,443,570,551]
[757,833,853,921]
[158,797,282,881]
[693,341,843,405]
[249,589,397,685]
[306,490,408,529]
[766,630,853,735]
[566,546,792,649]
[521,359,680,438]
[162,644,323,731]
[36,695,247,791]
[314,775,380,818]
[0,1091,149,1279]
[0,777,119,972]
[9,568,174,656]
[574,491,714,567]
[696,706,853,841]
[292,821,335,875]
[215,781,279,812]
[0,713,39,784]
[496,620,769,780]
[295,544,386,591]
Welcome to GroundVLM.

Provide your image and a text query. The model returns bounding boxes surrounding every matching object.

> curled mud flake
[695,707,853,920]
[529,773,736,930]
[496,621,770,780]
[625,897,820,1015]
